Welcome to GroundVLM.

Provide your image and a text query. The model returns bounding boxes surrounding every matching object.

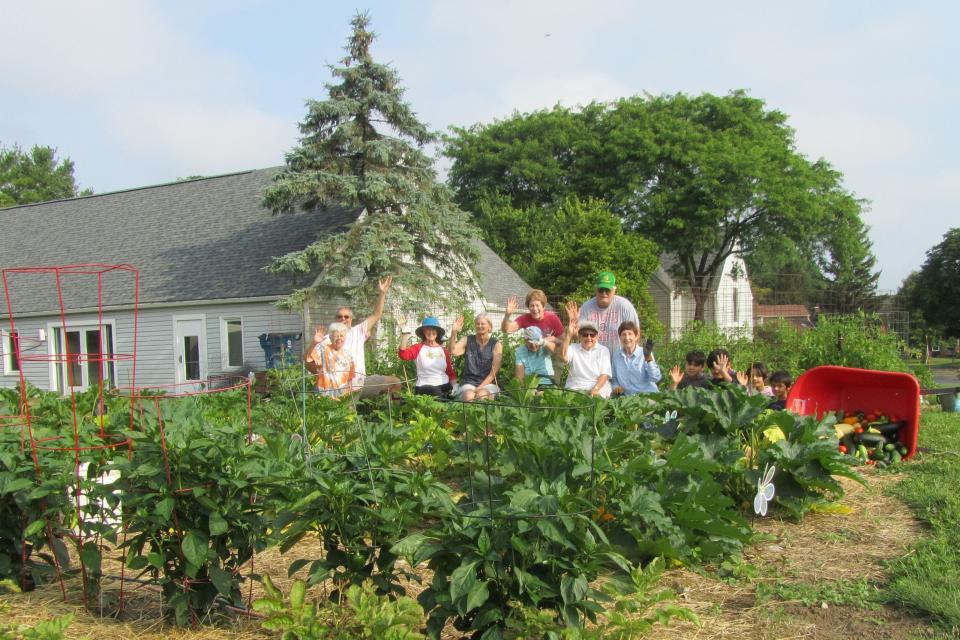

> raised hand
[736,370,749,386]
[564,301,580,333]
[378,275,393,295]
[505,295,518,316]
[669,365,684,386]
[643,337,654,358]
[313,325,327,343]
[452,315,465,332]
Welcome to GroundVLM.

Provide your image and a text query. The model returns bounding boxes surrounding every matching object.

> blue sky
[2,1,956,290]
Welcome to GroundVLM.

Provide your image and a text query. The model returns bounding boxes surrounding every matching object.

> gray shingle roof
[0,168,530,315]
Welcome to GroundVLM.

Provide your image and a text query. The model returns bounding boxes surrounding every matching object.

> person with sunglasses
[561,301,612,398]
[578,271,639,364]
[305,276,401,398]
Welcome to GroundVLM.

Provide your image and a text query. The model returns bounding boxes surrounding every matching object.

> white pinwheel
[753,464,776,516]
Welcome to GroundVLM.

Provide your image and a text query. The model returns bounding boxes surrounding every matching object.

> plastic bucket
[940,393,957,412]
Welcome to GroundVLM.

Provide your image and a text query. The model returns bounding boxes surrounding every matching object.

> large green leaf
[181,530,208,567]
[450,559,480,604]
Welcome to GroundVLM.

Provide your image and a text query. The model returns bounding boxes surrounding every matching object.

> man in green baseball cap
[579,271,640,360]
[595,271,616,289]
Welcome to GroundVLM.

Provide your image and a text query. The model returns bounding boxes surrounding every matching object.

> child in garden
[398,317,457,398]
[706,349,740,387]
[669,350,712,390]
[737,361,774,397]
[767,370,793,410]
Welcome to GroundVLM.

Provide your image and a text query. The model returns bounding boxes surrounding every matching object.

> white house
[648,251,755,340]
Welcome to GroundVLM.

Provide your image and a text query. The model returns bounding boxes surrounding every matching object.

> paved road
[931,365,959,388]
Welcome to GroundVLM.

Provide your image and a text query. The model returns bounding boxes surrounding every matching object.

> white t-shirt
[564,343,612,398]
[579,296,639,359]
[416,345,450,386]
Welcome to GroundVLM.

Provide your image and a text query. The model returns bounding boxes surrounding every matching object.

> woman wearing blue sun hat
[398,316,457,397]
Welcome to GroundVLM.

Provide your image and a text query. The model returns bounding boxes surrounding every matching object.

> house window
[3,330,20,374]
[221,317,244,369]
[732,288,739,324]
[50,323,115,392]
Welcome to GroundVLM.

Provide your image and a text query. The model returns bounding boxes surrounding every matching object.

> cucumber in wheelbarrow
[873,421,906,437]
[854,432,886,448]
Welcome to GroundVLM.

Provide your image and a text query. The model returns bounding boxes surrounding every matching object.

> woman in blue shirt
[610,321,661,395]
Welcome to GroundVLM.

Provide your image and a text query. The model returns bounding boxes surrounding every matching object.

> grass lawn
[883,408,960,629]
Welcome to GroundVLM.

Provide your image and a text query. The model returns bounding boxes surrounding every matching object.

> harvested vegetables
[835,410,908,468]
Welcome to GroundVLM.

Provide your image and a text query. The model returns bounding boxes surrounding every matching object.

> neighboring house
[753,304,814,329]
[0,168,532,393]
[648,252,755,340]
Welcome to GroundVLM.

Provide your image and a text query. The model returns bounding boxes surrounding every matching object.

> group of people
[304,271,792,410]
[667,349,793,410]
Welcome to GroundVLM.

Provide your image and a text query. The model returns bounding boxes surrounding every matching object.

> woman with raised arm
[304,323,355,398]
[560,301,612,398]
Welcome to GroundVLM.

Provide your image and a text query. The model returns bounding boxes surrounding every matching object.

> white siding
[1,301,303,392]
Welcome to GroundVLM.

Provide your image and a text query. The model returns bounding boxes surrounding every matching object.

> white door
[174,317,205,389]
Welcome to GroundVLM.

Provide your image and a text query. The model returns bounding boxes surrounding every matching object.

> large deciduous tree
[475,195,662,331]
[262,13,478,310]
[907,228,960,339]
[0,144,90,207]
[445,91,873,322]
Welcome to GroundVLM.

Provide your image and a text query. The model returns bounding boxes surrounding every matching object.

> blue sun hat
[415,316,446,342]
[523,326,544,346]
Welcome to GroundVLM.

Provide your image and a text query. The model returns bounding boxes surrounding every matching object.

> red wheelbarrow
[786,365,921,460]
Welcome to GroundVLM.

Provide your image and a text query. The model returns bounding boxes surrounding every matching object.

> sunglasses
[579,331,598,338]
[596,287,612,294]
[335,314,352,320]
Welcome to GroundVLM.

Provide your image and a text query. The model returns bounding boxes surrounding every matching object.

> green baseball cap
[595,271,616,288]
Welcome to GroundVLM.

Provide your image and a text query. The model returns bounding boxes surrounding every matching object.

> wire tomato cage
[1,264,139,607]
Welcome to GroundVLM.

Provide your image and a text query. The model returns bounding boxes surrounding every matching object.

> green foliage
[474,195,662,334]
[755,577,881,609]
[107,397,295,625]
[0,613,73,640]
[885,410,960,627]
[0,368,875,636]
[819,217,880,313]
[0,143,90,207]
[655,313,917,386]
[906,227,960,339]
[445,91,870,322]
[0,389,74,589]
[502,558,698,639]
[261,13,479,311]
[253,576,425,639]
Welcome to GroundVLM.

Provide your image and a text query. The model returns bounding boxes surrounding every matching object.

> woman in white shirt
[560,301,612,398]
[398,316,457,397]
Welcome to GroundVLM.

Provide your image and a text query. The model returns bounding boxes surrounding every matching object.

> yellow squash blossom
[763,426,786,444]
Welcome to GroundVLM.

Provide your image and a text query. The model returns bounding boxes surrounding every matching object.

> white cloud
[0,2,246,100]
[108,100,296,176]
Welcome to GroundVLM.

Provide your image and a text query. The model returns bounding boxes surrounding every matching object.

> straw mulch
[0,470,936,640]
[652,470,935,639]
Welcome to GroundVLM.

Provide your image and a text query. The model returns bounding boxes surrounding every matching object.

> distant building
[649,251,755,340]
[753,304,814,329]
